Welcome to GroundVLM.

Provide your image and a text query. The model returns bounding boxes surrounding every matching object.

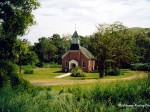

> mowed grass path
[22,68,147,87]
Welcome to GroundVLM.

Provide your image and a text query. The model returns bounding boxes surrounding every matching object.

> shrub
[35,62,44,68]
[0,61,19,87]
[43,63,61,68]
[131,63,150,71]
[35,62,61,68]
[24,68,34,74]
[106,69,123,76]
[70,67,86,77]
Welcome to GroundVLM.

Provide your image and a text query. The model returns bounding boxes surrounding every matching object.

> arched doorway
[69,60,78,71]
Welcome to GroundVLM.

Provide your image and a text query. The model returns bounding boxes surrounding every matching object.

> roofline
[79,49,95,59]
[62,50,95,60]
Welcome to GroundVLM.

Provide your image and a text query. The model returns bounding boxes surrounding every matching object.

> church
[62,31,95,72]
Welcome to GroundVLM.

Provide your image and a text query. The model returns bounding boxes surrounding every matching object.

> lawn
[22,67,147,89]
[22,68,64,81]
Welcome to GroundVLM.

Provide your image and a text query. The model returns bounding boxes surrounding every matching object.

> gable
[62,47,95,60]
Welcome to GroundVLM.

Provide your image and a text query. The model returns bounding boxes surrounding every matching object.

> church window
[82,61,86,68]
[65,61,68,67]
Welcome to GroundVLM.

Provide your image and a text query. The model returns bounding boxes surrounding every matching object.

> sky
[23,0,150,44]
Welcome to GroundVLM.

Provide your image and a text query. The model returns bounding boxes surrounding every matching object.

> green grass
[22,68,64,81]
[0,77,149,112]
[63,69,146,80]
[21,67,147,90]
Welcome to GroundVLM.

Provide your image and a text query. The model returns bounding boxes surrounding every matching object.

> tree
[34,37,57,63]
[91,22,136,78]
[51,34,71,64]
[0,0,40,87]
[14,39,39,66]
[134,32,150,63]
[0,0,40,61]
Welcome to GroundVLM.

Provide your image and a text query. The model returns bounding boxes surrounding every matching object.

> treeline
[14,34,92,67]
[14,34,71,67]
[14,22,150,75]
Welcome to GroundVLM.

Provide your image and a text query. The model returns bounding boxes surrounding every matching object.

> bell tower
[70,31,80,50]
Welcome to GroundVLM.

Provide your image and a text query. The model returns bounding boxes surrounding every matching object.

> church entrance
[71,63,76,69]
[69,60,78,72]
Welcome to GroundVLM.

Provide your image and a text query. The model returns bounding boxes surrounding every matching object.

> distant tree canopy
[34,34,71,64]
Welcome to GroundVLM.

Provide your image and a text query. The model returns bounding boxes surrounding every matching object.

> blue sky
[23,0,150,44]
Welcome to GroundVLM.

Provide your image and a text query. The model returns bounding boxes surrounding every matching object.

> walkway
[55,73,71,78]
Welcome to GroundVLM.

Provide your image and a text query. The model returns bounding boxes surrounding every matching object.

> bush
[131,63,150,71]
[24,68,34,74]
[43,63,61,68]
[70,67,86,77]
[0,61,19,87]
[35,62,61,68]
[35,62,44,68]
[106,69,123,76]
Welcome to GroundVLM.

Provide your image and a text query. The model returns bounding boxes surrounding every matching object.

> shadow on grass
[88,70,99,73]
[53,70,64,73]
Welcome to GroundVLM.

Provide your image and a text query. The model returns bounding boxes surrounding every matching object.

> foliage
[34,35,71,64]
[35,62,44,68]
[43,63,61,68]
[71,67,86,77]
[35,62,61,68]
[134,32,150,63]
[90,21,136,78]
[0,78,149,112]
[131,63,150,71]
[34,37,58,63]
[0,61,18,87]
[0,61,33,89]
[0,0,40,87]
[0,0,40,61]
[14,39,39,66]
[106,69,124,76]
[24,68,34,74]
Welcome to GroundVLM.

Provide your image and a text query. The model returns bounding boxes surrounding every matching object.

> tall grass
[0,76,149,112]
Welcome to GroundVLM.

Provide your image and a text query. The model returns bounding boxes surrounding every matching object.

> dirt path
[30,73,146,86]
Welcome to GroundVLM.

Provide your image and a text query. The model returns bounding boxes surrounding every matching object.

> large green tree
[91,22,137,78]
[0,0,40,87]
[0,0,40,60]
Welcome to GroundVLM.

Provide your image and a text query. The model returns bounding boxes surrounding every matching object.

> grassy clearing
[22,67,145,81]
[21,67,147,89]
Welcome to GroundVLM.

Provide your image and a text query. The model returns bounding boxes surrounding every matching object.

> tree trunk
[99,69,104,78]
[98,63,105,78]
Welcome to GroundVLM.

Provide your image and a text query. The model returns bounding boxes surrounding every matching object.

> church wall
[62,51,94,72]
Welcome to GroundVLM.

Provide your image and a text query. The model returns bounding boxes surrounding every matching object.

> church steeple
[70,31,80,50]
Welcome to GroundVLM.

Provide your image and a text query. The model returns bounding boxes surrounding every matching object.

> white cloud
[23,0,150,44]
